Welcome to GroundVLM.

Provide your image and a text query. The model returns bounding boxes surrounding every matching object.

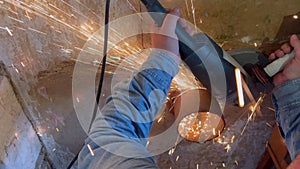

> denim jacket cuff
[141,49,180,78]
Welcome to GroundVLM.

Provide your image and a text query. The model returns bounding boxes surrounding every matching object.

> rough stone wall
[0,75,41,169]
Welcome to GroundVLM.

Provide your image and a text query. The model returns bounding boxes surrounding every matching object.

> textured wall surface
[0,76,41,169]
[0,0,142,168]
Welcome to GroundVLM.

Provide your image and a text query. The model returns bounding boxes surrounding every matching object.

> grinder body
[141,0,239,102]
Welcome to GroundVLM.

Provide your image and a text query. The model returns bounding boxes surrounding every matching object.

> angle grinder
[140,0,244,103]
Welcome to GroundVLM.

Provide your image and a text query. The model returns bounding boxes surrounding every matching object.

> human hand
[151,8,194,65]
[269,35,300,87]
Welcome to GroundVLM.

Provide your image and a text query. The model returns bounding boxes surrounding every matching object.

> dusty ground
[160,0,300,50]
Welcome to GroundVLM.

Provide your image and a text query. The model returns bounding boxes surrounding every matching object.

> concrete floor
[0,0,300,168]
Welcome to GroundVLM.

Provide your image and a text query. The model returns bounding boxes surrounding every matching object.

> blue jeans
[272,78,300,160]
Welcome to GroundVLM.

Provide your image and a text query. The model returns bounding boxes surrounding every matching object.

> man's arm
[78,50,179,169]
[270,35,300,164]
[78,9,182,169]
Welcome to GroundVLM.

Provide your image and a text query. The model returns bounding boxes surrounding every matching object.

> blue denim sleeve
[272,78,300,160]
[78,50,179,169]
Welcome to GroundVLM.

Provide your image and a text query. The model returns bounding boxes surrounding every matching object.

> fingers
[269,49,284,61]
[179,18,194,36]
[269,53,276,61]
[161,8,180,34]
[281,43,291,53]
[163,8,195,37]
[275,49,285,57]
[151,8,181,60]
[269,42,292,61]
[290,34,300,59]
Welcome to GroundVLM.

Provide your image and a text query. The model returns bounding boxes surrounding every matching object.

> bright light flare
[5,27,13,36]
[222,162,226,167]
[87,144,95,156]
[235,160,239,166]
[20,62,25,67]
[231,135,235,143]
[168,147,175,155]
[241,93,265,135]
[235,68,244,107]
[225,144,231,152]
[14,132,18,139]
[157,116,163,123]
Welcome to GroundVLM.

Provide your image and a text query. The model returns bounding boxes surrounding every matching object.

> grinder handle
[141,0,197,58]
[264,50,295,77]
